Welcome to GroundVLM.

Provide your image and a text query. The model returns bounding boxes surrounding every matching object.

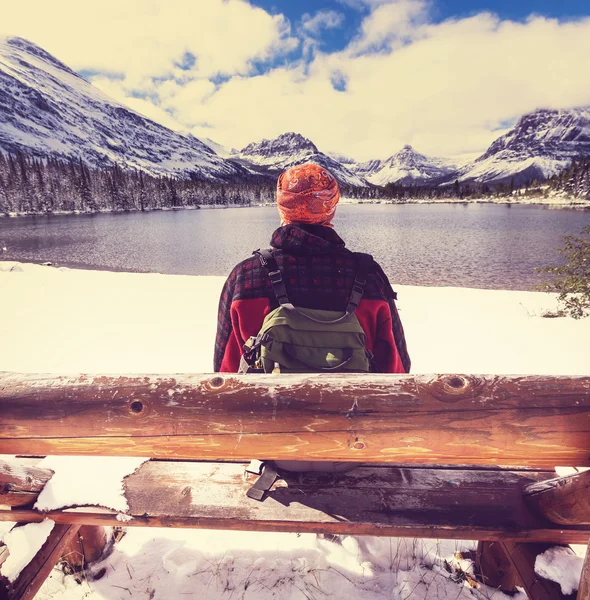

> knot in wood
[208,376,225,390]
[129,400,145,415]
[430,375,482,403]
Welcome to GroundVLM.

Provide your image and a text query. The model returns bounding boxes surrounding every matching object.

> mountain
[0,36,248,181]
[236,132,369,187]
[201,137,237,158]
[352,145,458,185]
[457,107,590,185]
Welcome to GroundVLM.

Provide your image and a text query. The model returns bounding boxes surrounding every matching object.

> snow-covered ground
[0,261,588,599]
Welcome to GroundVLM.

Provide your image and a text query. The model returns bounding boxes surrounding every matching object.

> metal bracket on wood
[246,462,279,502]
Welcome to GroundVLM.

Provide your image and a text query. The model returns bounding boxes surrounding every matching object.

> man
[214,163,410,374]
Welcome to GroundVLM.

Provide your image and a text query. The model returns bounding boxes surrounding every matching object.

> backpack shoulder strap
[253,248,293,307]
[372,260,398,301]
[348,252,373,311]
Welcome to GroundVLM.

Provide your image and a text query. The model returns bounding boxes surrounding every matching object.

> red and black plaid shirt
[214,224,410,373]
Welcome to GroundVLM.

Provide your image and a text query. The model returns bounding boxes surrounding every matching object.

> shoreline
[0,203,256,218]
[2,196,589,218]
[0,259,546,293]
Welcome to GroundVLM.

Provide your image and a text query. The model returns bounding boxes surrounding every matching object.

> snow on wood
[535,546,585,595]
[0,522,16,541]
[34,457,148,513]
[0,519,54,582]
[0,458,53,507]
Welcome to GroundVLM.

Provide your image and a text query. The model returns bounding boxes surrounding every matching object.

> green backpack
[238,248,374,374]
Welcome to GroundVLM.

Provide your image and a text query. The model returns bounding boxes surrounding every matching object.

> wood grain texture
[476,541,520,591]
[0,459,53,507]
[60,526,109,569]
[1,524,79,600]
[1,372,589,466]
[525,471,590,526]
[1,461,589,543]
[579,541,590,600]
[0,544,8,568]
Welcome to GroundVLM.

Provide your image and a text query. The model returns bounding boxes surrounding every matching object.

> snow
[0,260,588,598]
[1,260,589,375]
[35,532,524,600]
[363,145,458,186]
[0,519,55,582]
[201,137,237,158]
[534,546,585,595]
[34,457,149,513]
[0,522,16,539]
[237,132,370,187]
[458,106,590,184]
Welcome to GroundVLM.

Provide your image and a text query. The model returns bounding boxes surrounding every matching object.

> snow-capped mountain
[201,137,237,158]
[457,107,590,184]
[237,132,369,187]
[353,145,458,185]
[0,36,248,181]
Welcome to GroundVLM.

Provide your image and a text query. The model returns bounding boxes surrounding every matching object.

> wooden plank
[1,372,589,466]
[500,542,573,600]
[0,544,8,568]
[60,526,109,570]
[1,462,589,543]
[525,471,590,525]
[579,541,590,600]
[476,541,520,591]
[1,524,79,600]
[0,460,53,507]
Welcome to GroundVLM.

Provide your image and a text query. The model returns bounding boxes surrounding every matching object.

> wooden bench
[0,372,589,599]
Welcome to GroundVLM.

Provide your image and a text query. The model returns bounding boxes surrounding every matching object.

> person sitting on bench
[214,162,410,375]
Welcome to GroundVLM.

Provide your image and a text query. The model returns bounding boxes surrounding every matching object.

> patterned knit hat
[276,163,340,228]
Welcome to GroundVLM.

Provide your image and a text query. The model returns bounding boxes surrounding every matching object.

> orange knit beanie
[276,163,340,228]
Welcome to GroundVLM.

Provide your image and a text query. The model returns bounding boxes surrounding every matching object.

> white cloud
[298,10,345,61]
[181,10,590,160]
[3,0,590,162]
[301,11,345,36]
[0,0,298,80]
[347,0,429,54]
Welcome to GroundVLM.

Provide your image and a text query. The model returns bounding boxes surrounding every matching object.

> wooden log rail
[1,372,590,467]
[1,458,589,544]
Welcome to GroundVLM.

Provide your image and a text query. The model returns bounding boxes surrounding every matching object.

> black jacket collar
[270,224,346,255]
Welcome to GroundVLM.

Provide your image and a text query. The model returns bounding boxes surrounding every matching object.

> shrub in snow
[537,225,590,319]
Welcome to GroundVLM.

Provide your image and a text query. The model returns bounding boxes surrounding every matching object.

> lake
[1,203,589,290]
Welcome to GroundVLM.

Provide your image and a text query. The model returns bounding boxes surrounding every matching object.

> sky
[2,0,590,161]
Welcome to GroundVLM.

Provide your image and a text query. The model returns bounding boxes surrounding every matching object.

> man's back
[214,223,410,373]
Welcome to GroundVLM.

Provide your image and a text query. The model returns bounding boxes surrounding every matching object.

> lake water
[1,203,589,290]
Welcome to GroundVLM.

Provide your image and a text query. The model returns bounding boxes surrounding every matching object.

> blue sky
[3,0,590,159]
[252,0,590,57]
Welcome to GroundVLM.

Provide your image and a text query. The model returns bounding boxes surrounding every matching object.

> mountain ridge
[0,36,249,182]
[236,132,369,187]
[455,106,590,185]
[2,37,590,190]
